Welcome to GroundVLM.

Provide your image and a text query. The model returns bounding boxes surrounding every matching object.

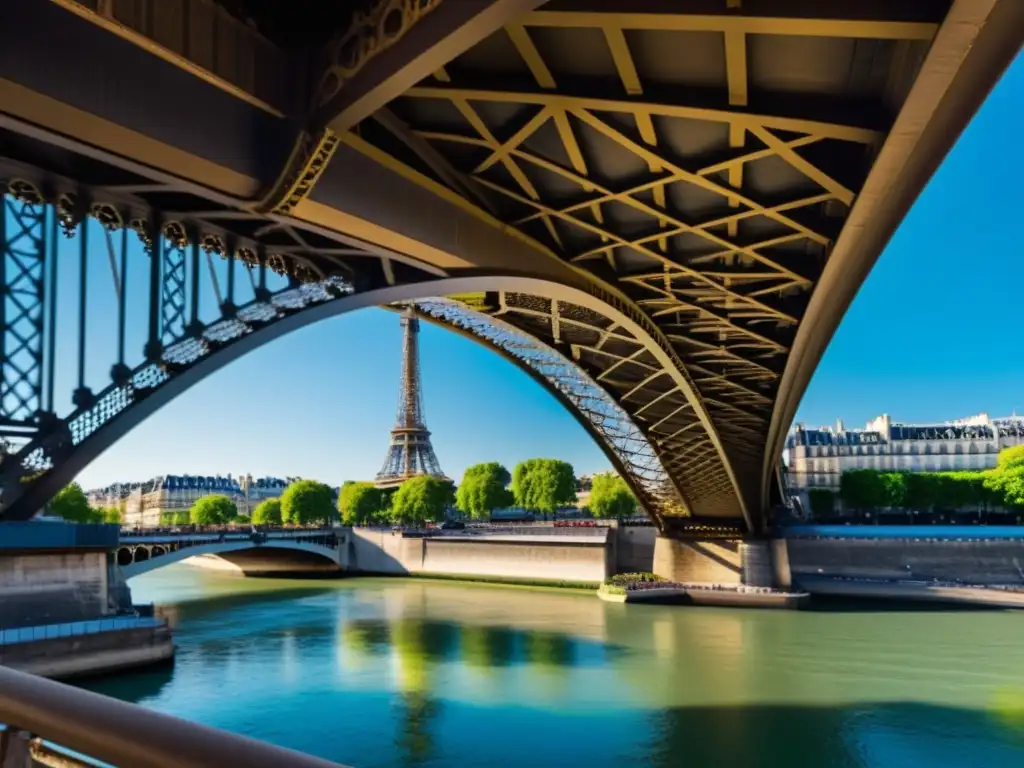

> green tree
[839,469,886,511]
[49,483,100,523]
[588,472,637,519]
[339,481,387,525]
[251,498,282,525]
[99,506,122,525]
[391,476,451,525]
[904,472,940,510]
[281,479,338,526]
[456,463,513,520]
[986,446,1024,509]
[879,472,907,509]
[190,494,237,525]
[160,511,190,526]
[511,459,577,516]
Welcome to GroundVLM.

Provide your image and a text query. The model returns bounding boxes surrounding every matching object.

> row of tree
[339,459,638,526]
[48,458,643,528]
[180,479,340,526]
[809,445,1024,515]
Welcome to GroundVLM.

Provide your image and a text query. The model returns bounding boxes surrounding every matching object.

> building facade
[88,474,297,528]
[786,413,1024,492]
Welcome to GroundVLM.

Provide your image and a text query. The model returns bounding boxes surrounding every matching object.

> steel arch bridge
[0,0,1019,534]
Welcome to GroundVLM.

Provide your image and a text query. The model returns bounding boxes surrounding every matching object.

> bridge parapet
[118,529,345,577]
[0,664,345,767]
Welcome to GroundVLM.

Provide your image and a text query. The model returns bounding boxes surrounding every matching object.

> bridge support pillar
[652,536,780,587]
[652,537,742,585]
[739,541,774,587]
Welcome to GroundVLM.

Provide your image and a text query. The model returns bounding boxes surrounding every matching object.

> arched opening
[133,547,150,563]
[116,547,133,566]
[0,276,755,531]
[151,545,167,557]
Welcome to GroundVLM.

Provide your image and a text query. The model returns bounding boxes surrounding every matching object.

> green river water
[80,566,1024,767]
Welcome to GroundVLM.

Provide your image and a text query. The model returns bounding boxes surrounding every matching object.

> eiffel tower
[375,309,449,489]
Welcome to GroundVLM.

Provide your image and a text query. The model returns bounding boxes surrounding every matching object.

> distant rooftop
[788,412,1023,446]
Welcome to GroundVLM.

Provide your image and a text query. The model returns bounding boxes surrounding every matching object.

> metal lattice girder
[160,224,187,345]
[410,298,688,524]
[0,183,47,432]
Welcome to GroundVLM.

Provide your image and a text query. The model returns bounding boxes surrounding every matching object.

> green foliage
[511,459,577,515]
[160,511,190,526]
[588,472,637,519]
[280,479,338,526]
[455,463,513,519]
[251,498,282,525]
[339,481,387,525]
[231,514,251,524]
[986,446,1024,508]
[807,488,837,518]
[607,572,663,587]
[836,460,1019,512]
[94,506,122,524]
[839,469,887,510]
[190,494,237,525]
[391,476,452,525]
[49,483,104,523]
[879,472,907,508]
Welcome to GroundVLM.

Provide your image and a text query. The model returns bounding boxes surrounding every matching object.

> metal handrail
[0,666,347,768]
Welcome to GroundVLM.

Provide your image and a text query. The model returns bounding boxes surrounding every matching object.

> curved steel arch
[406,299,687,529]
[0,259,696,525]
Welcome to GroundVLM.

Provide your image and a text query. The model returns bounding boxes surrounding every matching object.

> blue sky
[57,54,1022,490]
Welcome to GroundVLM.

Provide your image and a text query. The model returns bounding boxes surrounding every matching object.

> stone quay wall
[0,552,111,630]
[784,537,1024,585]
[347,528,611,584]
[0,624,174,679]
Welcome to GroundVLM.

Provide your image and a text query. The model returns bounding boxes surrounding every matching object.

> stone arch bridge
[118,530,346,578]
[0,1,1019,564]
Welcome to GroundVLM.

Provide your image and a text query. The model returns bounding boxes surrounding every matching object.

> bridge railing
[0,665,347,768]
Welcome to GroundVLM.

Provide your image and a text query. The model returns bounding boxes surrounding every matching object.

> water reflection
[77,569,1024,768]
[460,625,516,669]
[648,703,1024,768]
[336,617,590,673]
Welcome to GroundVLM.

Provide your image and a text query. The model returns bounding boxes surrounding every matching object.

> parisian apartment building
[86,473,296,528]
[786,412,1024,492]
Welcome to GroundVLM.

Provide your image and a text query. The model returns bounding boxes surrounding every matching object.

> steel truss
[410,298,688,527]
[0,171,700,525]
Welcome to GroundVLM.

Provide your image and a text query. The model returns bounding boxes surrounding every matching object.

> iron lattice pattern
[364,5,942,519]
[0,179,362,518]
[0,180,681,525]
[412,296,688,522]
[0,190,46,431]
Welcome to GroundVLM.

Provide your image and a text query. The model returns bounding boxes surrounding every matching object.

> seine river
[81,567,1024,767]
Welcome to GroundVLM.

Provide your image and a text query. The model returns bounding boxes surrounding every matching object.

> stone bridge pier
[652,520,777,587]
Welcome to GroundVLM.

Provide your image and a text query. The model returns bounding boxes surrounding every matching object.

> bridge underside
[0,0,1019,533]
